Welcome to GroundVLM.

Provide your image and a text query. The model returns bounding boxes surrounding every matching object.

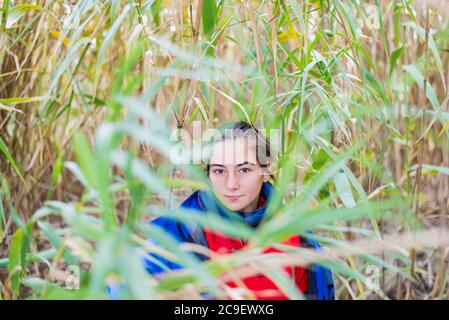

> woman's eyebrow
[236,161,256,167]
[209,162,255,167]
[209,164,226,167]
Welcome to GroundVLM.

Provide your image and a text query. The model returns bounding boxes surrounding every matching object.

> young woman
[144,121,335,300]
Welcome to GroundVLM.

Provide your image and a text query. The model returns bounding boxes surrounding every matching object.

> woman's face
[208,138,269,213]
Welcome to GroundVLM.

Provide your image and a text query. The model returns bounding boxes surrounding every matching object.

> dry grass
[0,0,448,299]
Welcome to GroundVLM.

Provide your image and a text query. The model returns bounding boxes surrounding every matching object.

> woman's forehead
[209,139,257,165]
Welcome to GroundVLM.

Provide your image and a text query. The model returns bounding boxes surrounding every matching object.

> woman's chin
[223,202,244,212]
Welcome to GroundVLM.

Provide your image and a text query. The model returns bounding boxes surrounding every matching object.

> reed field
[0,0,449,300]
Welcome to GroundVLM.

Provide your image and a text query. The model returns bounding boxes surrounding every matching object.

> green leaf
[264,269,305,300]
[0,96,46,105]
[333,171,356,208]
[38,221,77,266]
[0,136,28,191]
[300,138,364,207]
[403,64,424,88]
[403,64,442,112]
[138,222,222,296]
[96,4,131,87]
[93,125,119,232]
[110,0,119,21]
[204,82,251,123]
[0,200,5,240]
[3,4,42,29]
[258,198,403,246]
[1,0,9,31]
[361,66,392,125]
[311,136,381,237]
[410,164,449,176]
[117,245,156,299]
[47,146,64,200]
[73,132,116,232]
[10,204,28,237]
[48,37,91,95]
[150,0,162,27]
[8,229,24,297]
[202,0,217,37]
[73,133,98,189]
[23,276,86,299]
[374,0,389,59]
[0,248,57,268]
[110,150,168,197]
[388,46,403,80]
[404,21,446,89]
[64,161,91,189]
[87,235,122,299]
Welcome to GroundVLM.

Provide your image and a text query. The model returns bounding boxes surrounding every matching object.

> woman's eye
[213,169,224,175]
[239,168,252,173]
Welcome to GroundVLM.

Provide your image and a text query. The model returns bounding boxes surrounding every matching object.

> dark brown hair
[204,121,275,180]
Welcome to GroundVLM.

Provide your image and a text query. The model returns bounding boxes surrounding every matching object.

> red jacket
[204,196,308,300]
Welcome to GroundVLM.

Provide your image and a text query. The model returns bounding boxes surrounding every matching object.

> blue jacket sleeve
[142,216,189,275]
[106,217,188,299]
[303,231,335,300]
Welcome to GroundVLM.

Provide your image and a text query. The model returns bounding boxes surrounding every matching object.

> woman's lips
[224,195,243,202]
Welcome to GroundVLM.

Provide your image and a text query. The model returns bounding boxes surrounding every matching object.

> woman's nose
[226,172,239,190]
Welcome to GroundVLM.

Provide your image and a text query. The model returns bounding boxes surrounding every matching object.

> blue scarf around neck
[197,182,275,228]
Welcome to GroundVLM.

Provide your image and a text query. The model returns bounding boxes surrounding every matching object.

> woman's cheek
[241,173,262,193]
[210,176,226,193]
[244,171,263,185]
